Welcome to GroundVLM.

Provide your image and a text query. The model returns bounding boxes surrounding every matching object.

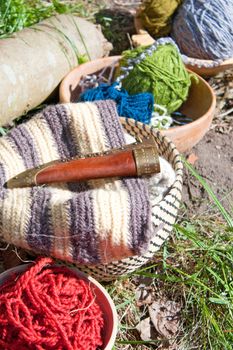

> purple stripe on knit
[44,105,78,159]
[44,105,85,193]
[122,178,151,251]
[44,104,100,263]
[69,192,99,264]
[0,164,6,234]
[6,125,40,168]
[27,187,53,253]
[94,100,125,148]
[0,163,6,199]
[6,121,53,252]
[95,100,152,253]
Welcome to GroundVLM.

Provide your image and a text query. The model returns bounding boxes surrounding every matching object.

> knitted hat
[0,100,154,265]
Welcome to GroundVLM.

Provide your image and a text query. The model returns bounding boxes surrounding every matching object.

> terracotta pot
[59,56,216,153]
[0,264,118,350]
[133,13,233,77]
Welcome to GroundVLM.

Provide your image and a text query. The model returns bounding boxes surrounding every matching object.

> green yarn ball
[118,44,192,113]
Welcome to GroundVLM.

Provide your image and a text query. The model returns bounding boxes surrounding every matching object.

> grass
[0,0,99,39]
[106,163,233,350]
[95,8,134,55]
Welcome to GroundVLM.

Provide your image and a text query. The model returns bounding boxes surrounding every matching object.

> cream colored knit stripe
[60,103,101,263]
[1,188,31,249]
[0,138,25,178]
[48,185,73,260]
[25,114,60,163]
[28,110,74,259]
[48,103,91,261]
[0,138,31,248]
[68,103,130,247]
[67,102,108,153]
[91,180,129,247]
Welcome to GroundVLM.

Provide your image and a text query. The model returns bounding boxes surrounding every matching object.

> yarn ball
[117,44,192,113]
[80,82,154,124]
[0,258,104,350]
[171,0,233,60]
[139,0,182,38]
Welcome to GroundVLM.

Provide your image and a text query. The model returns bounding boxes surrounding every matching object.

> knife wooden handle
[5,138,160,189]
[36,150,137,184]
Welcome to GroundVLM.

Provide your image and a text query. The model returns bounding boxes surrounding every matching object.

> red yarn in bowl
[0,257,110,350]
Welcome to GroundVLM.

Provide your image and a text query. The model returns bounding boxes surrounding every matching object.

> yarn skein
[80,82,154,124]
[0,258,104,350]
[139,0,182,38]
[172,0,233,60]
[117,43,192,113]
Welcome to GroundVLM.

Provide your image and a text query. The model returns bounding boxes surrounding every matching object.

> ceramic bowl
[133,14,233,77]
[59,56,216,153]
[0,264,118,350]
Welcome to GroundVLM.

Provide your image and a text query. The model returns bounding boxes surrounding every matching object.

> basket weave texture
[72,118,183,281]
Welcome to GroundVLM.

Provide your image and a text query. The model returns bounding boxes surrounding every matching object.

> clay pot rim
[0,263,118,350]
[165,72,216,136]
[133,11,233,75]
[59,55,216,137]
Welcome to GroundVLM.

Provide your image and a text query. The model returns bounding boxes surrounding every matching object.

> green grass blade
[184,159,233,227]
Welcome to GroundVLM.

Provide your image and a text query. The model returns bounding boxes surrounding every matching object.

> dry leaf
[157,343,179,350]
[135,284,154,306]
[136,317,152,341]
[187,153,198,165]
[149,299,181,339]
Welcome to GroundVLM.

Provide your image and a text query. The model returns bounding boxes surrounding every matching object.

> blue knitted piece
[80,82,154,124]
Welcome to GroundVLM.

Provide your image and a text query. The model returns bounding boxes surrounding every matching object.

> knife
[4,137,160,189]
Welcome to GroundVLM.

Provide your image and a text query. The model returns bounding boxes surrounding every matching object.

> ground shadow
[95,8,136,55]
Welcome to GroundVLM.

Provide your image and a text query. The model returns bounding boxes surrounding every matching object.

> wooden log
[0,14,112,126]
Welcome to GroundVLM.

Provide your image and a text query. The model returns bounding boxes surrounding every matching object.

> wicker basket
[68,117,183,281]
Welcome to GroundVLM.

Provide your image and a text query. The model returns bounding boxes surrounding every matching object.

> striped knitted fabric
[0,101,152,264]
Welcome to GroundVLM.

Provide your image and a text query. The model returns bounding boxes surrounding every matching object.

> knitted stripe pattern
[0,100,152,264]
[75,118,183,281]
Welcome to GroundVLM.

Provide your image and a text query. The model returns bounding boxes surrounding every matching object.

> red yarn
[0,257,104,350]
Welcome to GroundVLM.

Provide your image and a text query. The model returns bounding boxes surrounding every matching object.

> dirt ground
[183,128,233,215]
[183,70,233,215]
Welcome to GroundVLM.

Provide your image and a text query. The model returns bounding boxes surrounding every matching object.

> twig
[218,107,233,118]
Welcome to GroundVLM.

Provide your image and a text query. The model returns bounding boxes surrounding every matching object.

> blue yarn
[80,82,154,124]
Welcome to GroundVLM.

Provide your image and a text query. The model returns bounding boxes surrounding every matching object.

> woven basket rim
[119,116,183,186]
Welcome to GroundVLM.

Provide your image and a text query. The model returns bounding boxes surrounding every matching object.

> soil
[182,69,233,216]
[183,128,233,215]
